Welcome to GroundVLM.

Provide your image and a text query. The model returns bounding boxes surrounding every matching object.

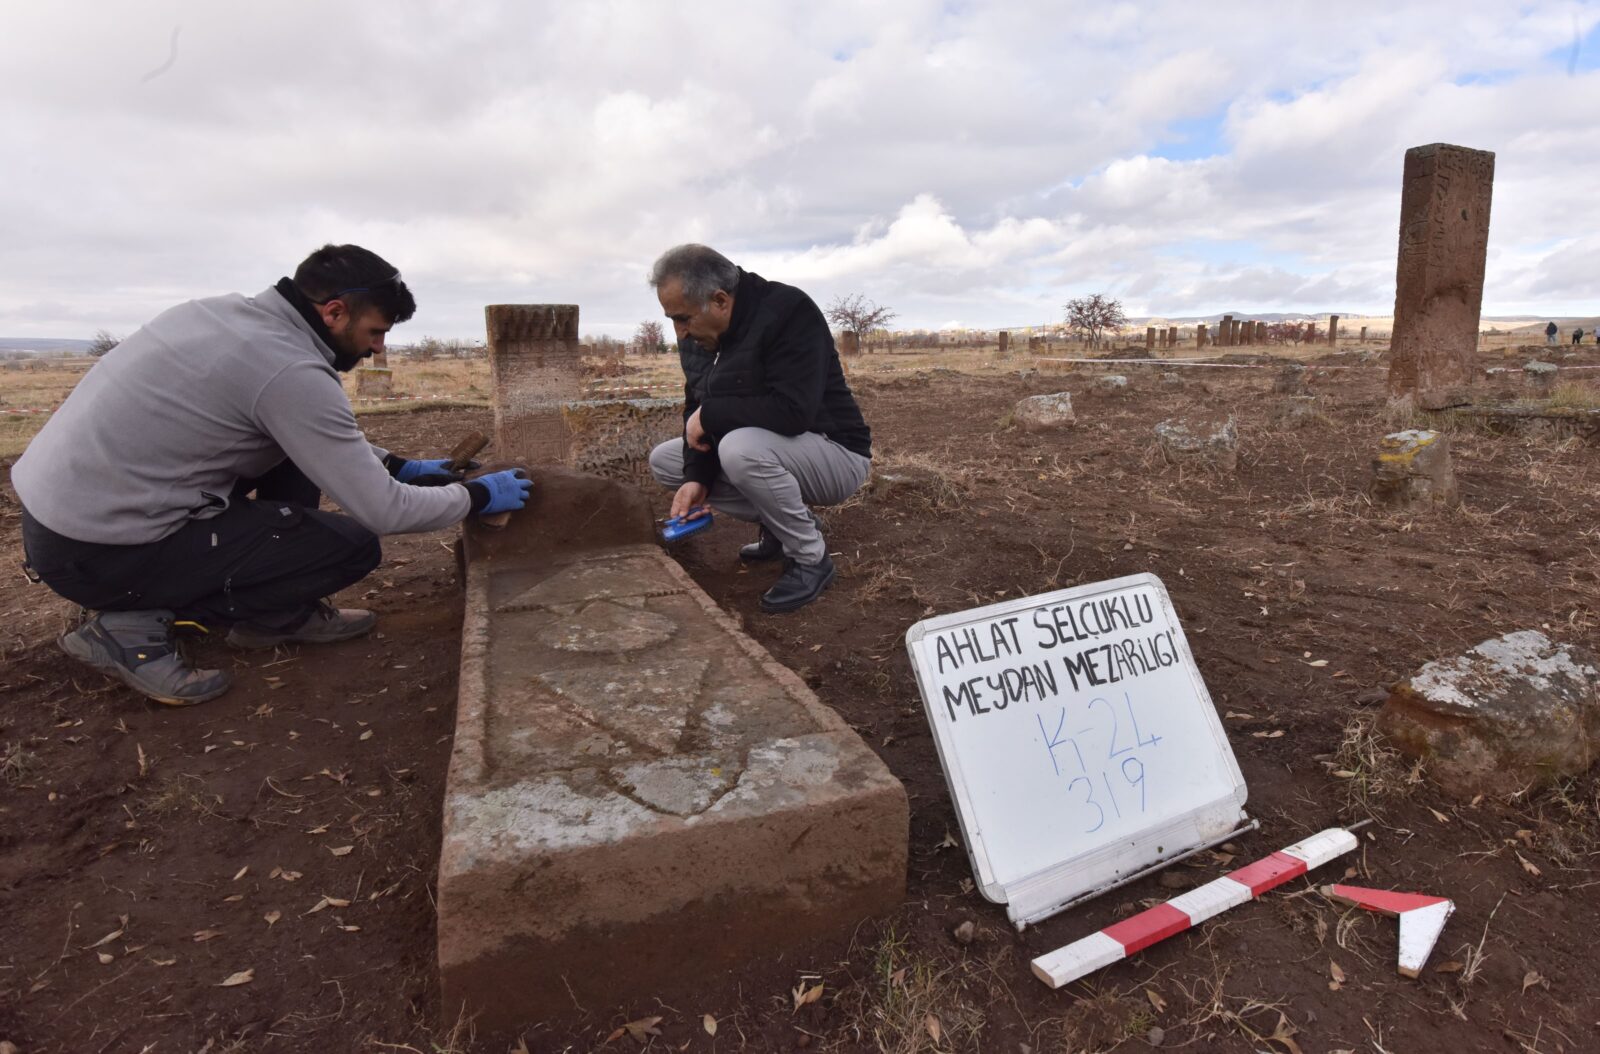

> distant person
[13,244,532,706]
[645,244,872,613]
[1545,321,1558,345]
[1575,328,1585,346]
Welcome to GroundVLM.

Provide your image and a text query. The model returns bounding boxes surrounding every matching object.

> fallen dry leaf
[149,956,176,967]
[232,865,248,881]
[218,968,254,987]
[1331,769,1358,778]
[924,1013,943,1043]
[264,911,281,927]
[1434,960,1464,974]
[1522,970,1545,993]
[1305,659,1329,667]
[791,981,824,1011]
[1329,961,1346,991]
[329,845,354,857]
[621,1016,662,1042]
[192,929,223,942]
[1517,852,1542,877]
[702,1014,717,1036]
[1145,988,1167,1013]
[1428,807,1451,824]
[96,951,114,965]
[359,729,373,741]
[87,927,124,949]
[1251,729,1285,739]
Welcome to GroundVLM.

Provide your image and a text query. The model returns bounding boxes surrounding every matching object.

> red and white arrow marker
[1031,827,1359,989]
[1321,884,1454,978]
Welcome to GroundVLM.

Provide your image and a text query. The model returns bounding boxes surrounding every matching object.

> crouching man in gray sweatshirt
[12,244,532,706]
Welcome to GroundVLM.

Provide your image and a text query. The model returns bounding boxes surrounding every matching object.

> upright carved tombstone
[1146,327,1156,351]
[1220,315,1234,346]
[1167,326,1178,348]
[997,330,1009,355]
[1328,315,1340,345]
[838,330,860,356]
[486,305,582,464]
[1197,323,1209,348]
[1388,144,1495,409]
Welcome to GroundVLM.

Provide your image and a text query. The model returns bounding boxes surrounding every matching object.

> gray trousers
[648,428,871,564]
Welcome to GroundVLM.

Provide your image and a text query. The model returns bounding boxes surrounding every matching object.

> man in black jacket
[647,244,872,613]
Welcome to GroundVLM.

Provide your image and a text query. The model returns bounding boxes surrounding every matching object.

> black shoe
[739,524,784,562]
[760,554,836,613]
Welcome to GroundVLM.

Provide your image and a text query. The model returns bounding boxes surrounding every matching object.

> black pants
[20,461,380,631]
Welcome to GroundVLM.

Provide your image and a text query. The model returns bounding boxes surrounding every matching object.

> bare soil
[3,348,1599,1053]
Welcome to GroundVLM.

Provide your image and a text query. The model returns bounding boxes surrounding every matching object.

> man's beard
[331,333,368,372]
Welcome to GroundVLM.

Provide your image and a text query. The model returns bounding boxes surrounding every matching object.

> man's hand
[671,481,709,520]
[392,456,480,486]
[685,407,712,452]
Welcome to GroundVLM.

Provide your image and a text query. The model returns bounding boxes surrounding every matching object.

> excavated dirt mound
[4,354,1600,1052]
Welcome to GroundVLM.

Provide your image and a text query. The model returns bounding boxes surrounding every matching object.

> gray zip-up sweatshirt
[11,286,471,544]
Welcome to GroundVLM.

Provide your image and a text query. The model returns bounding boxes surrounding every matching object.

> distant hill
[0,337,94,355]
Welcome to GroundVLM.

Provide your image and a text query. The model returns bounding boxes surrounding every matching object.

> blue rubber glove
[465,469,533,515]
[394,457,479,486]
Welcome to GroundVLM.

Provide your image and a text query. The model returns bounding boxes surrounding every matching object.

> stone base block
[438,471,907,1031]
[1272,365,1307,394]
[1013,392,1075,431]
[1369,429,1457,510]
[1155,413,1238,471]
[1380,630,1600,796]
[1096,374,1129,391]
[355,366,393,397]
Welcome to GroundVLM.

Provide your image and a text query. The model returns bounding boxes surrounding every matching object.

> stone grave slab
[437,469,908,1029]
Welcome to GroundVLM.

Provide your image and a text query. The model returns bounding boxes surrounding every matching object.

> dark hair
[647,244,739,305]
[293,244,416,324]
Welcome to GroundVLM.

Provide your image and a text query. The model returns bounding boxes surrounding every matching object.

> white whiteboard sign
[905,573,1248,927]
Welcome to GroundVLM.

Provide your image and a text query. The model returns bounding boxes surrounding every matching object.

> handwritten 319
[1036,692,1162,833]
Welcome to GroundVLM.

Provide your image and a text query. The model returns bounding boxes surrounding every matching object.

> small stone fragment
[1146,1026,1166,1047]
[1272,364,1307,394]
[953,920,976,945]
[1368,430,1457,510]
[1096,374,1129,391]
[1012,392,1076,432]
[1380,630,1600,796]
[1154,414,1239,472]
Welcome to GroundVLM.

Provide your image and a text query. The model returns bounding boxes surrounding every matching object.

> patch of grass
[1546,380,1600,409]
[1,740,38,785]
[829,926,985,1054]
[142,773,222,818]
[1330,713,1417,817]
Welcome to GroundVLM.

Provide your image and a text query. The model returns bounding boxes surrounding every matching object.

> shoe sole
[225,617,377,650]
[759,565,837,614]
[59,630,230,707]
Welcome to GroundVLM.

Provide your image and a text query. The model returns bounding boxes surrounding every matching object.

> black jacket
[678,269,871,485]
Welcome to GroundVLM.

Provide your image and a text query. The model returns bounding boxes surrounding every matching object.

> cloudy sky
[4,1,1598,340]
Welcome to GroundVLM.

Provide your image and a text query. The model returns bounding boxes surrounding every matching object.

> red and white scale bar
[1031,827,1358,988]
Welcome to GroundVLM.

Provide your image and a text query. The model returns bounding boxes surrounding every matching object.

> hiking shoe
[738,523,783,562]
[759,554,837,613]
[225,601,376,649]
[59,610,231,706]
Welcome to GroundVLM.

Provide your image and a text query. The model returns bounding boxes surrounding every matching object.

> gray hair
[647,244,739,305]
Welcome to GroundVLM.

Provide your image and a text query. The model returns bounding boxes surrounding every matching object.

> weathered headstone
[1359,325,1368,342]
[1146,327,1157,352]
[1167,326,1178,348]
[1254,321,1267,344]
[1369,429,1457,510]
[1155,414,1238,471]
[1196,323,1209,348]
[486,304,583,464]
[839,330,860,356]
[997,331,1009,355]
[1328,315,1339,345]
[1229,319,1242,346]
[1013,392,1076,431]
[1387,144,1495,409]
[1380,631,1600,796]
[355,366,393,398]
[1220,315,1233,347]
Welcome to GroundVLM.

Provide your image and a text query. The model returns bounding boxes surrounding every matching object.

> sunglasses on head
[315,271,402,303]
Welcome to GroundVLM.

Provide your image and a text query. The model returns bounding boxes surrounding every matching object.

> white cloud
[1,0,1598,339]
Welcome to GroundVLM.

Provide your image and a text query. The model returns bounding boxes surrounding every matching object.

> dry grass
[829,926,987,1054]
[1,740,37,785]
[1330,713,1417,818]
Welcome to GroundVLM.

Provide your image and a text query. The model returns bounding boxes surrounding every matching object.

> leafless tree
[634,320,666,355]
[1063,294,1127,348]
[87,329,120,357]
[824,294,897,353]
